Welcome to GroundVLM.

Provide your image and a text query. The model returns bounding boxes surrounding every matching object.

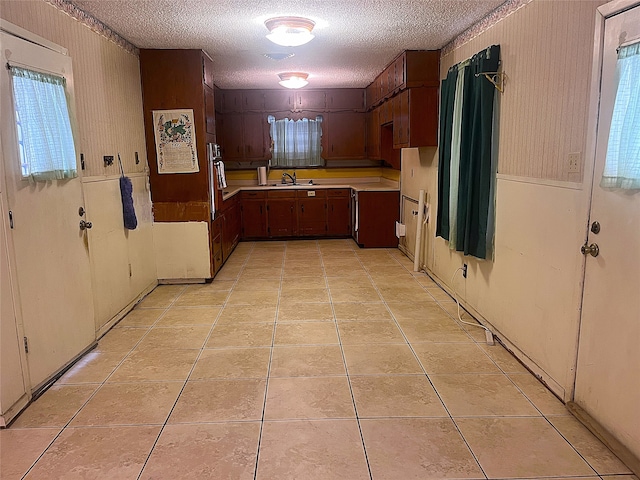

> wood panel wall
[0,0,146,178]
[441,0,606,183]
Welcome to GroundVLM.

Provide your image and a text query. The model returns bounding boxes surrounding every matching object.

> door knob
[581,243,599,257]
[79,220,93,230]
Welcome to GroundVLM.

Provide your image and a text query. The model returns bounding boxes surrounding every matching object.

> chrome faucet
[282,172,296,184]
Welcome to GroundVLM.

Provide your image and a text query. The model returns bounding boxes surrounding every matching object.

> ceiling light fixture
[265,16,315,47]
[278,72,309,89]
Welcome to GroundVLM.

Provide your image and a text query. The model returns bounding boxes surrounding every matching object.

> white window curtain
[268,115,323,167]
[9,65,77,181]
[601,41,640,190]
[448,61,467,249]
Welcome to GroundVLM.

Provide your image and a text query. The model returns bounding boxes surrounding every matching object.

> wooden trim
[567,402,640,475]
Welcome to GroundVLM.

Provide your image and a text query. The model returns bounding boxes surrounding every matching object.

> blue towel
[120,175,137,230]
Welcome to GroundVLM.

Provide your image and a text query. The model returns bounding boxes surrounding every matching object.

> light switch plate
[307,191,315,197]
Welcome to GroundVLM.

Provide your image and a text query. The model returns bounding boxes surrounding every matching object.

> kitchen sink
[270,182,314,187]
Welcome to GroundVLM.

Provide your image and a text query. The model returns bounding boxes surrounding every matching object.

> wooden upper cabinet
[220,113,244,159]
[367,108,381,160]
[243,113,269,160]
[323,112,367,159]
[242,90,265,111]
[263,90,294,111]
[326,89,365,111]
[219,90,243,113]
[393,87,438,148]
[404,50,440,88]
[204,86,216,139]
[294,90,326,111]
[393,54,406,90]
[202,53,214,89]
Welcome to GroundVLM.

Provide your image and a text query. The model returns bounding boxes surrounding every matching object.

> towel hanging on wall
[118,153,137,230]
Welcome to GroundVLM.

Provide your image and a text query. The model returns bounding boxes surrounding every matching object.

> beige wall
[0,2,156,333]
[411,0,606,400]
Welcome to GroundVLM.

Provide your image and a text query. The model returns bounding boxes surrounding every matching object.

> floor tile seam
[253,245,287,480]
[502,371,561,418]
[321,248,374,480]
[540,414,615,476]
[356,254,489,478]
[15,420,67,480]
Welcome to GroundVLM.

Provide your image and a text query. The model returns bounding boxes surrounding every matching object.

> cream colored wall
[411,0,606,401]
[0,2,156,334]
[153,223,212,281]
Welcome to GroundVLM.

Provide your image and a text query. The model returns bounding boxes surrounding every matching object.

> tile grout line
[135,243,254,480]
[357,247,490,479]
[324,240,375,480]
[252,241,285,480]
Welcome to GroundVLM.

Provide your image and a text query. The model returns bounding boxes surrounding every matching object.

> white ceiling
[72,0,506,89]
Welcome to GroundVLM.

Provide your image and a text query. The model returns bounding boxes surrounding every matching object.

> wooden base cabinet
[240,191,267,239]
[327,189,351,236]
[354,191,399,248]
[221,196,241,262]
[266,191,297,238]
[298,190,327,236]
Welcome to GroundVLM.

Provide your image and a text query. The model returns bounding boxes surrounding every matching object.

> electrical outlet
[462,264,468,278]
[103,155,114,167]
[568,152,581,174]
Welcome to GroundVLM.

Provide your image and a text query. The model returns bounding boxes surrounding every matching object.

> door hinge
[23,336,29,353]
[8,210,14,229]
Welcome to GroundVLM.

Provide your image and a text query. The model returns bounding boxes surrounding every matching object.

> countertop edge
[220,182,400,201]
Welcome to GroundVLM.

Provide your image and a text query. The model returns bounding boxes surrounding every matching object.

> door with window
[573,2,640,460]
[0,29,95,391]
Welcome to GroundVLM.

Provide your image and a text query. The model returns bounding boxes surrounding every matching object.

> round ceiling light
[278,72,309,89]
[265,16,315,47]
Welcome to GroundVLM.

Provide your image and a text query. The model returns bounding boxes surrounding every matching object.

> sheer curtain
[601,41,640,189]
[268,115,323,167]
[9,66,77,181]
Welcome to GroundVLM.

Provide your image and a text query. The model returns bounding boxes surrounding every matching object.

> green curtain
[456,45,500,258]
[436,67,458,240]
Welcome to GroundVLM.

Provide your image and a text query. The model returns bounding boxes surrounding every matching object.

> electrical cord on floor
[450,267,495,346]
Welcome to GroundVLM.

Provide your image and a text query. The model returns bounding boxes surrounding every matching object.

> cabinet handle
[301,204,304,213]
[290,205,294,212]
[260,205,262,214]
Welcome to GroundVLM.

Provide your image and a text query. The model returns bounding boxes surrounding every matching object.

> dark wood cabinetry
[267,191,297,237]
[216,88,368,162]
[240,188,351,240]
[363,50,440,168]
[221,196,241,262]
[327,189,351,236]
[354,191,400,248]
[240,191,267,238]
[298,190,327,236]
[323,112,367,159]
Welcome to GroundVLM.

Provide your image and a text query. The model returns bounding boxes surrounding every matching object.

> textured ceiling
[72,0,506,89]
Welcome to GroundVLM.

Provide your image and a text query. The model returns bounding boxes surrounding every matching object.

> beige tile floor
[2,239,636,479]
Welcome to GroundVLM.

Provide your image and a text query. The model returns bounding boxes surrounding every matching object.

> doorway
[573,0,640,464]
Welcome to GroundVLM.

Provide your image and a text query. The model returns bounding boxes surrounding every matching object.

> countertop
[221,179,399,201]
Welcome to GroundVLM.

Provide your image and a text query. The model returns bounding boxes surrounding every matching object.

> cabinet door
[264,90,294,111]
[241,199,267,238]
[205,86,216,136]
[298,194,327,236]
[327,89,365,111]
[324,112,367,159]
[243,113,268,160]
[295,90,326,111]
[394,53,406,90]
[202,53,215,89]
[221,90,242,113]
[357,191,399,248]
[220,113,244,159]
[243,90,265,111]
[327,193,350,236]
[267,198,297,237]
[393,90,409,148]
[367,108,381,160]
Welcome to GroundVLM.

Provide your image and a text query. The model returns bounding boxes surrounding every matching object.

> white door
[0,29,95,390]
[574,3,640,460]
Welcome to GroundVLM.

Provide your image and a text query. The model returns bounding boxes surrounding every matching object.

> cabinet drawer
[327,188,350,197]
[268,190,296,198]
[212,233,222,254]
[296,189,327,198]
[241,190,266,199]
